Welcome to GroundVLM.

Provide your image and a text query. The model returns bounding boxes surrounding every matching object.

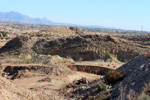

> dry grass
[118,82,150,100]
[17,91,23,96]
[143,83,150,95]
[60,82,69,93]
[94,91,110,100]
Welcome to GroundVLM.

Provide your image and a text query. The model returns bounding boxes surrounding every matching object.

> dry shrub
[104,70,125,84]
[119,82,150,100]
[66,55,72,59]
[135,83,150,100]
[78,57,83,62]
[138,94,150,100]
[60,83,69,92]
[145,52,150,58]
[38,77,51,82]
[94,91,110,100]
[17,91,23,96]
[143,83,150,96]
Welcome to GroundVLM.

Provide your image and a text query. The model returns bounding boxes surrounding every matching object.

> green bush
[104,70,125,84]
[98,83,107,91]
[2,32,8,37]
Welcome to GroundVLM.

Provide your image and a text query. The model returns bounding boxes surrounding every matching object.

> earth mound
[0,27,148,62]
[0,75,39,100]
[0,26,84,56]
[111,54,150,99]
[33,34,148,62]
[0,36,37,56]
[31,26,84,38]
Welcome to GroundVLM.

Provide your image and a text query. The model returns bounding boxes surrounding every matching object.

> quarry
[0,25,150,100]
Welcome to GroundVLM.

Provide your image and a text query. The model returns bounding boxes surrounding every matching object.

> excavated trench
[0,64,114,80]
[68,65,113,75]
[0,64,72,80]
[3,65,53,75]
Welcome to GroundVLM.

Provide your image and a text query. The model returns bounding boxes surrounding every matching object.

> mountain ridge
[0,11,111,28]
[0,11,54,24]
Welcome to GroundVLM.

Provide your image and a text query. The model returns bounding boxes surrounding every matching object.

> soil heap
[33,34,148,62]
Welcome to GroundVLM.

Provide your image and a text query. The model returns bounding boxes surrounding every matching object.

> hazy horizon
[1,0,150,31]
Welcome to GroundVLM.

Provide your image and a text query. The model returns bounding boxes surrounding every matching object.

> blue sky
[1,0,150,31]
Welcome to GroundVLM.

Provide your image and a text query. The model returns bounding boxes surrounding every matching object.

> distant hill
[0,11,149,33]
[0,11,106,28]
[0,11,54,24]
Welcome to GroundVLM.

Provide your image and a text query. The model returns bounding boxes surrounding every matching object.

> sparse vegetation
[78,57,83,62]
[113,66,116,68]
[141,82,150,97]
[145,52,150,58]
[98,83,107,91]
[138,94,150,100]
[17,91,22,96]
[104,70,125,84]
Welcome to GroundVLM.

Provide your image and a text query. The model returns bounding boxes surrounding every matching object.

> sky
[1,0,150,31]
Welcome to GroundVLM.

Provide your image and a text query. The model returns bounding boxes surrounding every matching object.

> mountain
[0,11,54,24]
[0,11,107,28]
[0,11,148,33]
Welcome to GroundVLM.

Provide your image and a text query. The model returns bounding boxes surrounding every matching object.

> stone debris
[67,77,89,88]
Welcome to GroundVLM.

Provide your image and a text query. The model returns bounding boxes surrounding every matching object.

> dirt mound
[31,26,84,38]
[33,34,148,62]
[0,26,83,56]
[0,30,148,62]
[0,36,37,55]
[0,76,39,100]
[110,54,150,99]
[31,54,74,64]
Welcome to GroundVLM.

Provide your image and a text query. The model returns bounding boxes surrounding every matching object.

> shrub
[104,70,125,84]
[143,83,150,95]
[113,66,116,68]
[2,32,8,37]
[66,55,72,59]
[17,91,22,96]
[5,37,10,40]
[145,52,150,58]
[98,83,107,91]
[78,57,83,62]
[94,91,110,100]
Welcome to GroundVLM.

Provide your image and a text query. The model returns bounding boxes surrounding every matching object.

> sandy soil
[13,71,100,90]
